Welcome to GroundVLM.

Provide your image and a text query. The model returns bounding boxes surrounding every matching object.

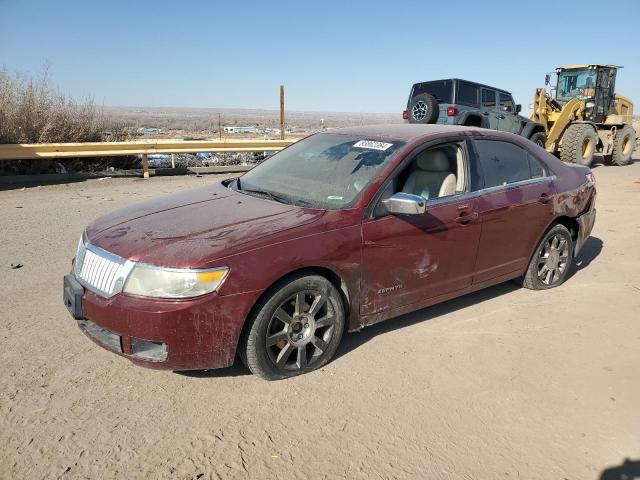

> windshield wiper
[241,188,290,205]
[293,199,314,207]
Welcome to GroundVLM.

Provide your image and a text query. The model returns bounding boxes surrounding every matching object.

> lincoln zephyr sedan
[63,125,596,380]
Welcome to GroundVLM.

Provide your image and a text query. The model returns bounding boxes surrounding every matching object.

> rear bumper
[73,283,259,371]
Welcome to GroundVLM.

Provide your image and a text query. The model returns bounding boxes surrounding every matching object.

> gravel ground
[1,156,639,479]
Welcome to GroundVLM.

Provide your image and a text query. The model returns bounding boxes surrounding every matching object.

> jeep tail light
[402,110,408,120]
[447,106,458,116]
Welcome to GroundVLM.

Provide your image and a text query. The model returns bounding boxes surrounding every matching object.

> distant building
[223,126,258,134]
[136,127,162,135]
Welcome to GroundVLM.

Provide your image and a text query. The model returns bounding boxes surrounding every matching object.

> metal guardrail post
[141,153,149,179]
[280,85,285,140]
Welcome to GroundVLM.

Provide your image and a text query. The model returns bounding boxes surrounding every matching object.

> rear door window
[457,82,479,107]
[482,89,497,109]
[474,140,532,188]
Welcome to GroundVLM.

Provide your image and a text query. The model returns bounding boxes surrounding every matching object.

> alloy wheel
[537,234,570,285]
[265,290,336,371]
[411,101,428,121]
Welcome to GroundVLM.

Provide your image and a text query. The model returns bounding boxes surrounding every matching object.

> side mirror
[515,104,522,113]
[545,74,551,86]
[382,193,426,216]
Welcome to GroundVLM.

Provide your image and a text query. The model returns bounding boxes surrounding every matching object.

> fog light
[131,338,168,361]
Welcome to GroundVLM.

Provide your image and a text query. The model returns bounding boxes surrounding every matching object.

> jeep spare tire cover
[408,93,439,124]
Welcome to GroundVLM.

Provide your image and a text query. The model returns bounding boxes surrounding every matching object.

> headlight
[123,264,228,299]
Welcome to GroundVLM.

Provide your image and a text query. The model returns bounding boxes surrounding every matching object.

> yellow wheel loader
[530,64,636,167]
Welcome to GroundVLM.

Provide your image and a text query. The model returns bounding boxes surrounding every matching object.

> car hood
[87,181,324,267]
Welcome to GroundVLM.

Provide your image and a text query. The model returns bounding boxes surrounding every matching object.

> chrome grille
[74,239,127,298]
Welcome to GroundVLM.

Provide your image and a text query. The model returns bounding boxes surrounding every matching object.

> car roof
[321,124,484,142]
[412,78,511,95]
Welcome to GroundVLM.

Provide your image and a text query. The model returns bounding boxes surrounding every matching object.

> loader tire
[610,125,635,166]
[560,124,597,167]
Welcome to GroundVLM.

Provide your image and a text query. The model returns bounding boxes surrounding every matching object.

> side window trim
[422,174,556,209]
[364,138,471,219]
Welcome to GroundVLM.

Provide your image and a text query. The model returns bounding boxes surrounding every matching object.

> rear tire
[240,274,345,380]
[560,124,597,167]
[407,94,439,124]
[610,125,636,166]
[521,224,573,290]
[529,131,547,149]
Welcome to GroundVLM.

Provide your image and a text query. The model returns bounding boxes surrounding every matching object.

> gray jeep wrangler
[404,78,547,147]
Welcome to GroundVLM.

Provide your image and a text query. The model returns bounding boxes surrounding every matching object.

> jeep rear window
[411,80,453,103]
[457,82,479,107]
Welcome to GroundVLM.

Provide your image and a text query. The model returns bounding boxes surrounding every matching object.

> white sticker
[327,196,344,200]
[353,140,393,151]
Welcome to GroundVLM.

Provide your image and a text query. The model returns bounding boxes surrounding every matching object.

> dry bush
[0,67,133,174]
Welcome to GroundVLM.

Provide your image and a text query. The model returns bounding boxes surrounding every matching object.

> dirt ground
[1,155,639,480]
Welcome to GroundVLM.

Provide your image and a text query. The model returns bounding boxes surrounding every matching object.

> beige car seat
[402,149,456,199]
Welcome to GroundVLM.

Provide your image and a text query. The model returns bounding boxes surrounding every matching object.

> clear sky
[1,0,639,114]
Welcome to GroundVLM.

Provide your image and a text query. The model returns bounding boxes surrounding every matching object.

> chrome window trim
[425,175,556,208]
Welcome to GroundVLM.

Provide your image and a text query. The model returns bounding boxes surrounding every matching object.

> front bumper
[64,274,260,370]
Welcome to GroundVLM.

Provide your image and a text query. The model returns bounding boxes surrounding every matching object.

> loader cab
[555,64,619,122]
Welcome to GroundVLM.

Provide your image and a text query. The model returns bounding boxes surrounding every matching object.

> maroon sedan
[63,125,596,380]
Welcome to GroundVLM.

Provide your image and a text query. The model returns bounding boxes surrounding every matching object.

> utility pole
[280,85,285,140]
[218,113,222,140]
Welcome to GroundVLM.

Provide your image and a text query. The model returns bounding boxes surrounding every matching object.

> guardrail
[0,139,297,178]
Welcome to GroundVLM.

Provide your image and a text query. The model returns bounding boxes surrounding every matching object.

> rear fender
[457,111,488,129]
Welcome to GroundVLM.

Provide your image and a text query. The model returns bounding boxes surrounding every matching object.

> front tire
[529,131,547,149]
[521,224,573,290]
[240,274,345,380]
[560,124,597,167]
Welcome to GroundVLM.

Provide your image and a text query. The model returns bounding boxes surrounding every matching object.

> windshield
[236,133,405,210]
[556,68,597,102]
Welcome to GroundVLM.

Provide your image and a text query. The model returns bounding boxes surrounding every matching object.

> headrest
[415,149,449,172]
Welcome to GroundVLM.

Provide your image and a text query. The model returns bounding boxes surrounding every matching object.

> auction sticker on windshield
[353,140,394,151]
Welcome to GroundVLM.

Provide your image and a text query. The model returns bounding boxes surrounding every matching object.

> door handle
[538,193,551,204]
[482,111,490,116]
[455,212,479,224]
[496,114,505,119]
